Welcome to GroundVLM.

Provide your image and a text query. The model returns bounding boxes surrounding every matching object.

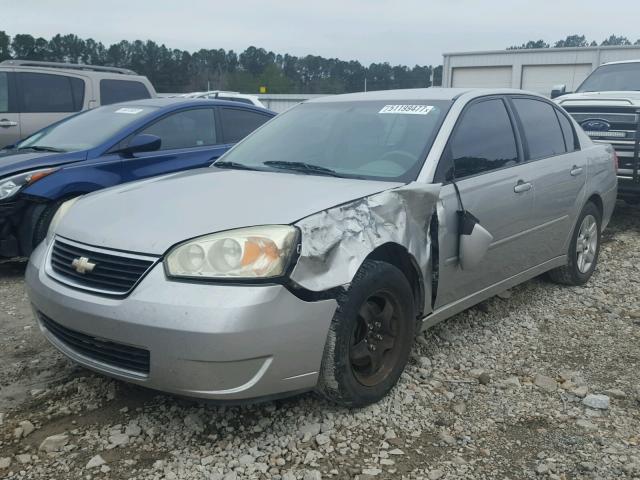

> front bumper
[26,241,338,401]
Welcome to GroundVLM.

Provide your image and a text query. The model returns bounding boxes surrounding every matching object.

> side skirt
[420,256,567,331]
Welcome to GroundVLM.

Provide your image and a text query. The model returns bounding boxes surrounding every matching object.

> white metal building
[256,94,328,112]
[442,45,640,96]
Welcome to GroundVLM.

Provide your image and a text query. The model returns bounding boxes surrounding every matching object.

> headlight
[0,168,58,201]
[165,226,299,280]
[46,197,80,243]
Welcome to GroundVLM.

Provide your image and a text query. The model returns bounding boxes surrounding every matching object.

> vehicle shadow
[0,258,27,277]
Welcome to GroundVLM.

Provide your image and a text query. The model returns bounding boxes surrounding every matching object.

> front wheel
[316,260,416,407]
[547,202,601,286]
[18,200,67,256]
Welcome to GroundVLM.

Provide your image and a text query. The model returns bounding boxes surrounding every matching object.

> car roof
[601,59,640,66]
[308,88,543,103]
[112,97,274,113]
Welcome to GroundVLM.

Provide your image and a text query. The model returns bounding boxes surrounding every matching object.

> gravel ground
[0,202,639,480]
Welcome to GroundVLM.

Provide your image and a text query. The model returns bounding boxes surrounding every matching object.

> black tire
[547,201,601,286]
[316,260,416,407]
[18,200,65,256]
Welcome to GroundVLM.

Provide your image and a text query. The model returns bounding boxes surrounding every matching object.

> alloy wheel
[576,214,598,274]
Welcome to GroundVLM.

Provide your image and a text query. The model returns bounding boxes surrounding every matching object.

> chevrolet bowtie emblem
[71,257,96,274]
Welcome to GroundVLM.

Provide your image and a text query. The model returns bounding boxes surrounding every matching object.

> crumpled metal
[290,182,441,312]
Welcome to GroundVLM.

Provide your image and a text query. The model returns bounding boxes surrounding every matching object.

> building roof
[308,87,540,103]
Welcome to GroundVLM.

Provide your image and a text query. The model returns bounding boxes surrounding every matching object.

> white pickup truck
[552,60,640,203]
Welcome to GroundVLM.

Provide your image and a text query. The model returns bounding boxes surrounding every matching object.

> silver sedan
[26,88,617,406]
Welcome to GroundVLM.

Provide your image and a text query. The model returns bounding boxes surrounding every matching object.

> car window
[141,108,216,150]
[218,96,254,105]
[18,73,84,113]
[100,80,151,106]
[220,107,271,143]
[17,104,158,152]
[513,98,567,160]
[448,99,519,179]
[0,72,8,113]
[218,101,450,182]
[555,109,578,153]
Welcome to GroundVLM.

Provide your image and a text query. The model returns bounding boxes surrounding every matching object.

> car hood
[0,149,86,179]
[556,91,640,107]
[57,167,403,254]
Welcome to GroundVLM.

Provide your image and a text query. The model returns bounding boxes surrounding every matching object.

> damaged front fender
[290,182,441,314]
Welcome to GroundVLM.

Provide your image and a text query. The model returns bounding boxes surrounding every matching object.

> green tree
[601,35,632,46]
[554,35,589,48]
[508,40,550,50]
[0,31,11,61]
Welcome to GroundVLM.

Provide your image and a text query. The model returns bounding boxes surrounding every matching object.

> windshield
[17,104,159,152]
[216,100,451,181]
[576,63,640,92]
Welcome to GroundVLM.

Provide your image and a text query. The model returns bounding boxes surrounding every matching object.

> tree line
[508,34,640,50]
[0,31,442,94]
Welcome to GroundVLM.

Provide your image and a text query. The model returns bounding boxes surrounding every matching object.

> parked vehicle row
[173,90,266,109]
[22,88,617,406]
[552,59,640,203]
[0,98,275,257]
[0,60,156,148]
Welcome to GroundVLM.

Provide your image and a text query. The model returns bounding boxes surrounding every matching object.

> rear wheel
[317,260,415,407]
[547,202,601,286]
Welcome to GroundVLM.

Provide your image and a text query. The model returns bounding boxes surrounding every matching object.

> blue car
[0,98,275,257]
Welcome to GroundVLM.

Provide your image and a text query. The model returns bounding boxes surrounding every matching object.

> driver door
[433,97,537,309]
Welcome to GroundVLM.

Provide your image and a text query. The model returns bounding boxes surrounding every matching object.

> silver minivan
[0,60,156,148]
[26,88,617,406]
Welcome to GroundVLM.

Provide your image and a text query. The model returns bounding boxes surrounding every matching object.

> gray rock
[18,420,35,437]
[86,455,106,469]
[109,433,129,447]
[304,470,323,480]
[582,394,610,410]
[39,434,69,452]
[15,454,31,465]
[534,374,558,392]
[183,413,205,432]
[125,423,142,437]
[604,388,626,399]
[439,431,456,445]
[478,372,491,385]
[576,419,597,431]
[238,454,255,465]
[362,468,382,476]
[315,433,331,446]
[0,457,11,469]
[428,469,444,480]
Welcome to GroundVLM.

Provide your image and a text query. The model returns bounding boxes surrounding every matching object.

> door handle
[0,119,18,128]
[570,165,584,176]
[514,180,532,193]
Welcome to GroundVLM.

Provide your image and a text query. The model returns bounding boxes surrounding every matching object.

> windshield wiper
[262,161,343,177]
[18,145,66,153]
[214,161,262,171]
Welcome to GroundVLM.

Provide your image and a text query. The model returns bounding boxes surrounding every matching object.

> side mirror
[550,84,568,99]
[458,210,493,270]
[118,134,161,157]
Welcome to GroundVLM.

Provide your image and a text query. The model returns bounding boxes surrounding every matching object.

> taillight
[613,150,619,171]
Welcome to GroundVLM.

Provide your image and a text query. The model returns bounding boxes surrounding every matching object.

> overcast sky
[3,0,640,66]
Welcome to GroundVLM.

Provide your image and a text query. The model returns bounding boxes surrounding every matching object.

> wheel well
[586,194,603,219]
[365,243,425,319]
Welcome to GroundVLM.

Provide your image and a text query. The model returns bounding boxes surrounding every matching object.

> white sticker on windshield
[379,105,435,115]
[115,107,144,115]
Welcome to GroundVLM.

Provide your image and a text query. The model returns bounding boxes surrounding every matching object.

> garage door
[451,66,513,88]
[521,64,592,96]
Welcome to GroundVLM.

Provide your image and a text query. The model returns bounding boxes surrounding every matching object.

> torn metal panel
[291,182,441,313]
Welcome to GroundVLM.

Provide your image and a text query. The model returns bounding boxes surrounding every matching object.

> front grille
[49,238,157,296]
[564,105,640,182]
[40,313,150,374]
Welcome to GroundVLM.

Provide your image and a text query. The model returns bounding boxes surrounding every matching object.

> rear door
[434,97,536,309]
[120,107,227,182]
[508,96,586,262]
[16,71,86,140]
[0,70,20,147]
